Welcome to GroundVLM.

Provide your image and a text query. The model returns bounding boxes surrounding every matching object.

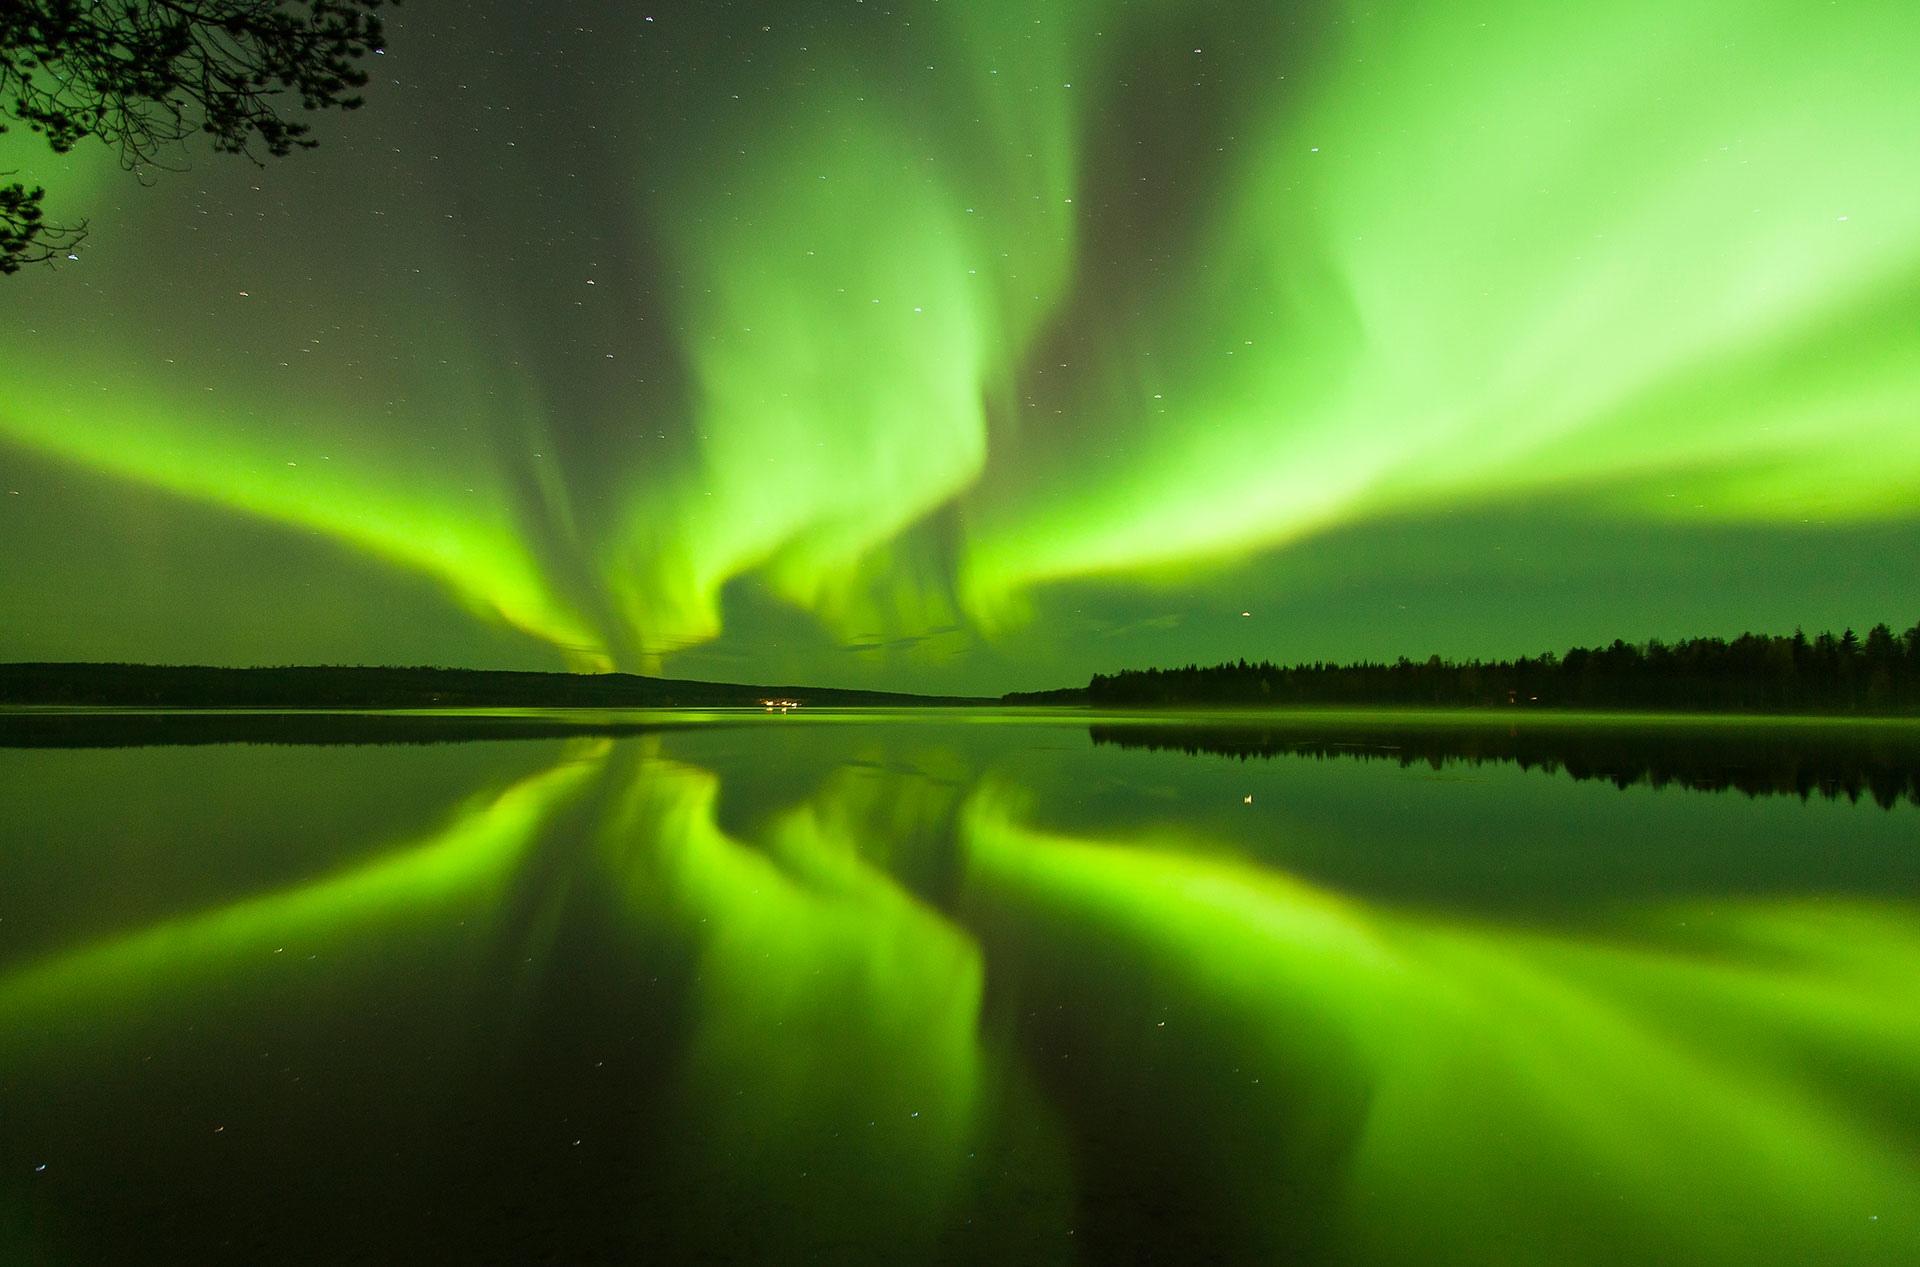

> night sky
[3,0,1918,693]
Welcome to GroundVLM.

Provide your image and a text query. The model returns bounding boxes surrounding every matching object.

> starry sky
[2,0,1918,693]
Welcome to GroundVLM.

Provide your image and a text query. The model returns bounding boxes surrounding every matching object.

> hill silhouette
[0,662,988,711]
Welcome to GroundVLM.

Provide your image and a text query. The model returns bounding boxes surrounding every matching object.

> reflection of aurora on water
[5,725,1917,1262]
[4,0,1920,688]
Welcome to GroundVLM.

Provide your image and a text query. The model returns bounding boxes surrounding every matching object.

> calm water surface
[2,709,1917,1264]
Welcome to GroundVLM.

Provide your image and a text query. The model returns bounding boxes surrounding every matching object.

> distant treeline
[1091,719,1920,810]
[1086,622,1920,713]
[0,663,989,710]
[0,711,681,749]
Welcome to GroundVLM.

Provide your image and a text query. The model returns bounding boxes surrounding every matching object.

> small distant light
[1241,611,1251,617]
[1243,795,1252,803]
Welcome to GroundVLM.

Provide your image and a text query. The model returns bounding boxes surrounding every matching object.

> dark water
[2,709,1917,1265]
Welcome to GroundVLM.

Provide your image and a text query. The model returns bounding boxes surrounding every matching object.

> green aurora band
[2,0,1918,686]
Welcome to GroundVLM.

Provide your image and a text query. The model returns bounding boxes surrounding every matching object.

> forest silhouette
[1083,622,1920,714]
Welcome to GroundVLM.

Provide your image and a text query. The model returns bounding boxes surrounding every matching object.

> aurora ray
[2,0,1916,687]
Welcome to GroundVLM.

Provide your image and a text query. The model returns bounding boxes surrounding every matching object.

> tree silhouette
[1,0,390,274]
[1085,617,1920,714]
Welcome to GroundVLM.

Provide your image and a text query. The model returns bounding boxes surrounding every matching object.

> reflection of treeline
[0,663,988,709]
[1090,721,1920,809]
[1085,622,1920,713]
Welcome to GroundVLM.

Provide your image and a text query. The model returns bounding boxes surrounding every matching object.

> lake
[3,709,1917,1264]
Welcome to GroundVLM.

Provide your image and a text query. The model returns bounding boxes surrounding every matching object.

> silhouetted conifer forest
[1086,622,1920,713]
[0,711,679,749]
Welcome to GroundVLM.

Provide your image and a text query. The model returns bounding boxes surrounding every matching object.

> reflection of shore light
[760,699,803,712]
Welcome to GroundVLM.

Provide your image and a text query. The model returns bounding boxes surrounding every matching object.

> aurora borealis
[4,0,1919,690]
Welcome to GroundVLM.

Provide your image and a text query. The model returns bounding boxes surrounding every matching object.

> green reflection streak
[964,792,1920,1265]
[602,749,984,1249]
[0,744,606,1029]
